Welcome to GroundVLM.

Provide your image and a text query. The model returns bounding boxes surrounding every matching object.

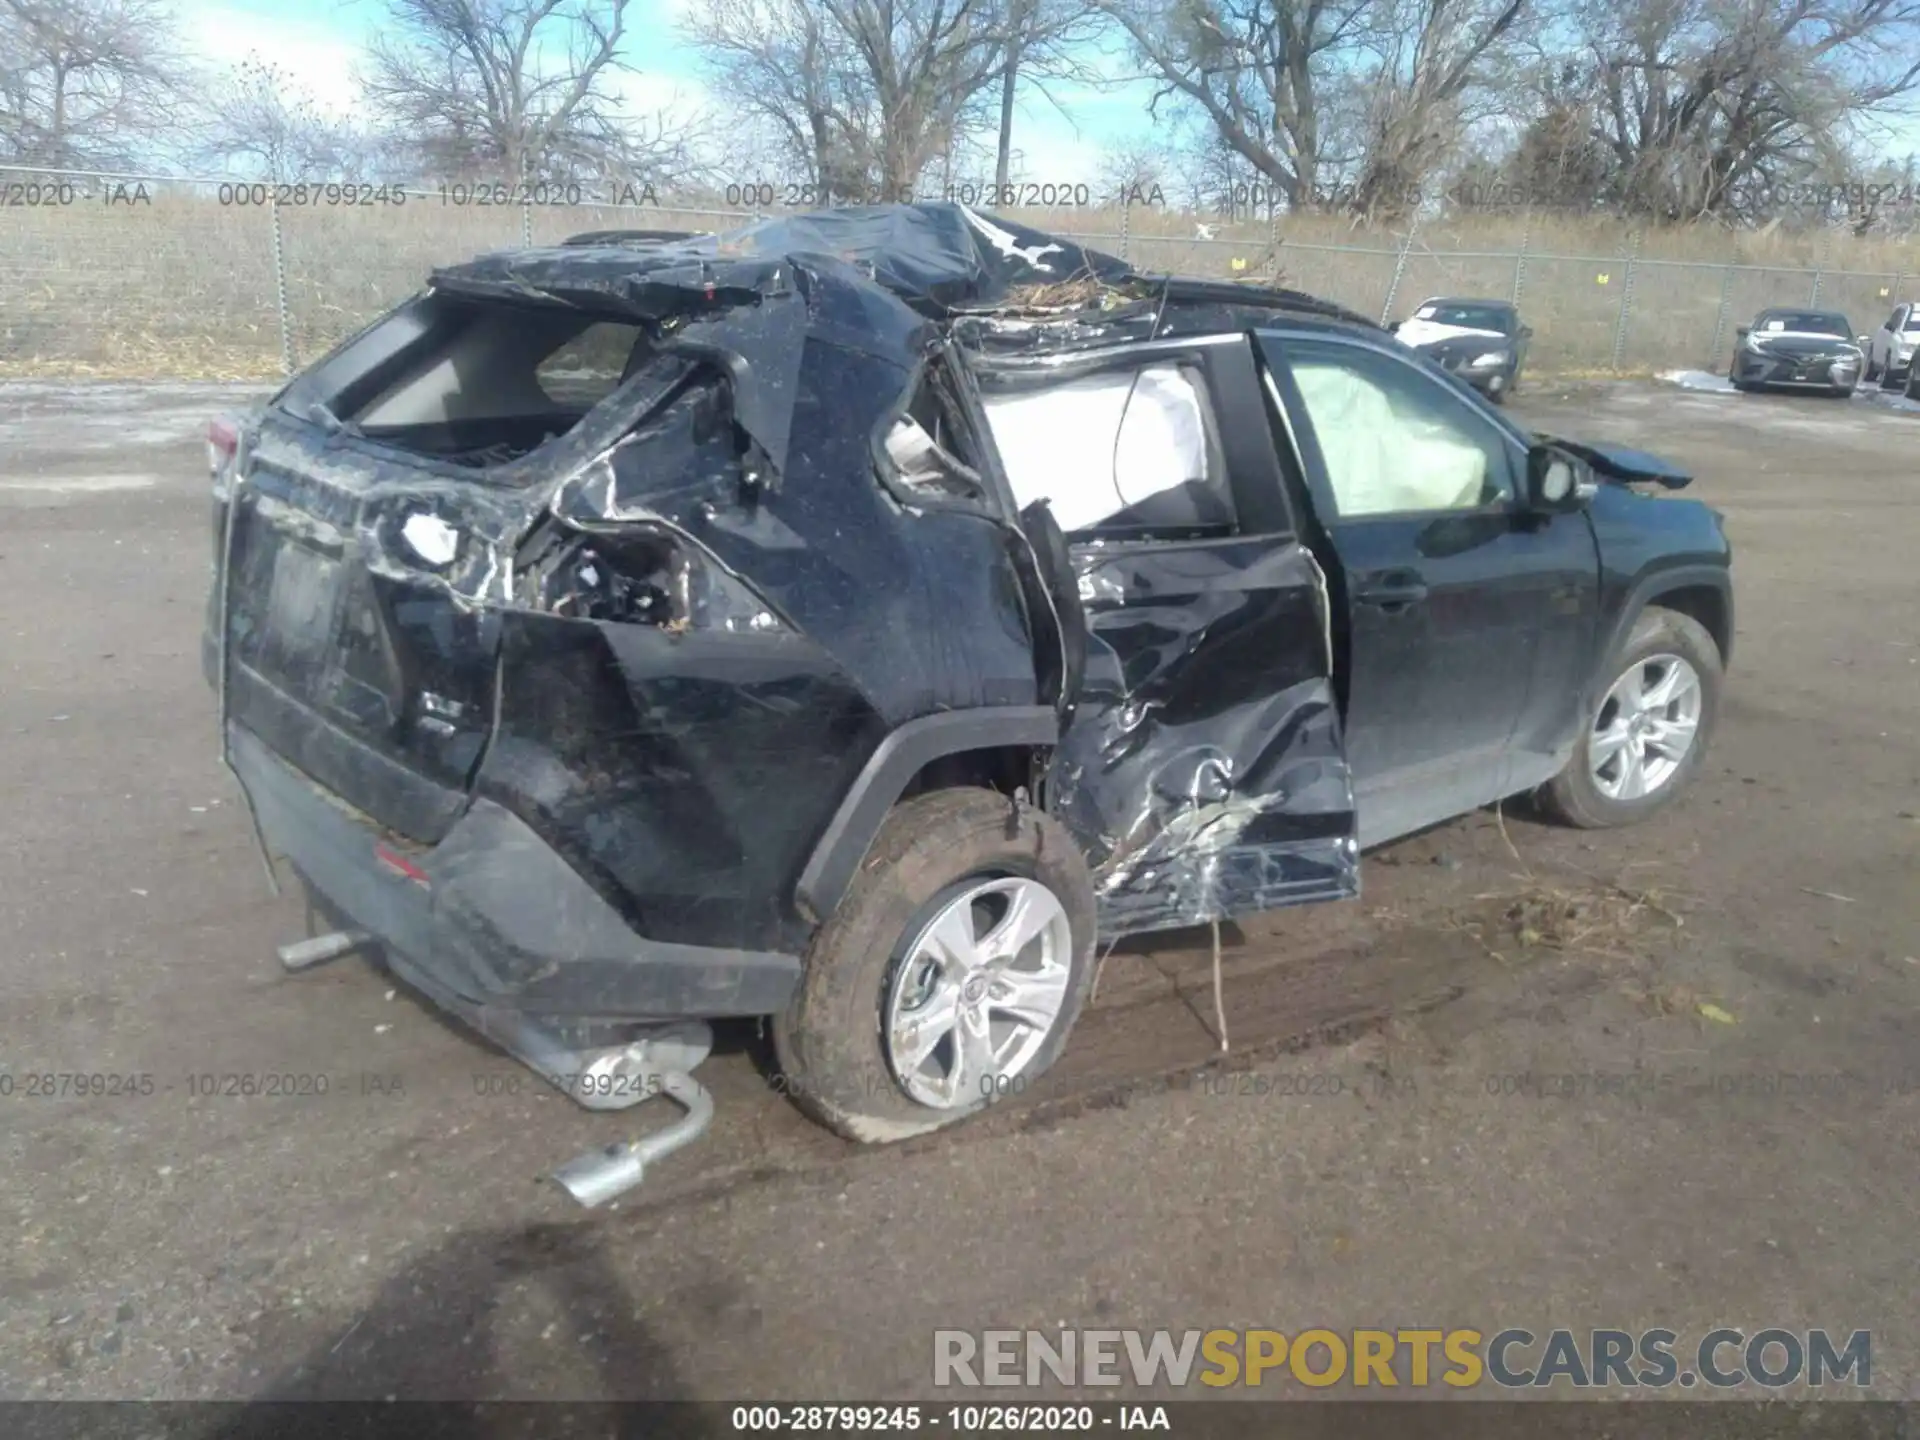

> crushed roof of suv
[431,202,1383,341]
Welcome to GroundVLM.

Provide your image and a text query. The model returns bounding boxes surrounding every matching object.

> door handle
[1354,572,1429,612]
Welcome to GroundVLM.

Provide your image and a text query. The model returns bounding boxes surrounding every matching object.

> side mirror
[1387,317,1405,330]
[1526,444,1597,514]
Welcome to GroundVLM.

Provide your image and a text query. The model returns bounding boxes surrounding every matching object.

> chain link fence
[2,165,1911,381]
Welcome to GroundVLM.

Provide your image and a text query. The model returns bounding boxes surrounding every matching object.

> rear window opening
[293,294,656,469]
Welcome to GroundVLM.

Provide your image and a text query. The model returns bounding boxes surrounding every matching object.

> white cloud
[185,3,370,118]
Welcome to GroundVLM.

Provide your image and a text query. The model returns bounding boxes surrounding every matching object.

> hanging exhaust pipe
[550,1071,715,1208]
[278,929,372,972]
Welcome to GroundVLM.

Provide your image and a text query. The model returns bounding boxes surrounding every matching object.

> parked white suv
[1864,302,1920,390]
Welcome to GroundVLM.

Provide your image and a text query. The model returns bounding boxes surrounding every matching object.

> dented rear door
[974,334,1360,938]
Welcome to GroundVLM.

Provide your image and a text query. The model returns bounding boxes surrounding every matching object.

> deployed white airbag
[1292,362,1489,516]
[982,366,1209,532]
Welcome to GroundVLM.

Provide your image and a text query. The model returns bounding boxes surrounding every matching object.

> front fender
[1584,486,1732,708]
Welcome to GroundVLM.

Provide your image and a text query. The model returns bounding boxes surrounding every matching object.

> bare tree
[1094,137,1174,199]
[1550,0,1920,220]
[362,0,693,185]
[1343,0,1527,218]
[1498,92,1612,211]
[683,0,877,197]
[1097,0,1527,216]
[685,0,1020,200]
[1092,0,1377,208]
[989,0,1104,187]
[824,0,1021,191]
[0,0,189,167]
[196,57,373,181]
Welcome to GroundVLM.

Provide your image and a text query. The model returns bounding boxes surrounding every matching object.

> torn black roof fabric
[428,202,1135,319]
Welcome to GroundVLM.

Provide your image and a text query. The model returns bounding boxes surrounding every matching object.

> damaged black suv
[204,204,1732,1186]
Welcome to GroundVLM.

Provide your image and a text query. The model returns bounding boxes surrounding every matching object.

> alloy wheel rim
[1588,652,1703,801]
[884,876,1074,1110]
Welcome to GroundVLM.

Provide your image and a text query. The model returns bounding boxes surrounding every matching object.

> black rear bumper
[227,721,803,1020]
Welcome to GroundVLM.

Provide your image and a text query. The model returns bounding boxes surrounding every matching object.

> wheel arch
[1643,579,1733,667]
[793,707,1059,926]
[1583,564,1731,708]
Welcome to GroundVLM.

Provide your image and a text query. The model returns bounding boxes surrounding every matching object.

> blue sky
[185,0,1165,184]
[186,0,1918,184]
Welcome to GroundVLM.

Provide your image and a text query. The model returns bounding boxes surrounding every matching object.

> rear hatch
[218,295,649,843]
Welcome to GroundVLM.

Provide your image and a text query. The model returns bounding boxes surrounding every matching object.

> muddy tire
[772,789,1097,1144]
[1537,605,1723,829]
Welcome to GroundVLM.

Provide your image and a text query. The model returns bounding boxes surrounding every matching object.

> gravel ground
[1,375,1916,1410]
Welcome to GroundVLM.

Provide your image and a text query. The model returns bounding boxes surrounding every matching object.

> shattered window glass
[1286,349,1510,518]
[980,364,1233,535]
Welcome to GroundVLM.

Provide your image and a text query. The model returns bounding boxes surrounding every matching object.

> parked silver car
[1863,301,1920,392]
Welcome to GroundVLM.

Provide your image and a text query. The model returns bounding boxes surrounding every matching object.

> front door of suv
[1254,331,1598,849]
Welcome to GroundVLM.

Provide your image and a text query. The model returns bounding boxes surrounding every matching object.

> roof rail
[561,228,707,247]
[1152,276,1385,330]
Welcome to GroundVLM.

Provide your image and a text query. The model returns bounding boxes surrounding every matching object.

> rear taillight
[208,415,239,484]
[518,521,786,634]
[209,415,242,571]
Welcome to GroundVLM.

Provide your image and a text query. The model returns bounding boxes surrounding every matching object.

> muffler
[277,929,372,972]
[550,1071,715,1208]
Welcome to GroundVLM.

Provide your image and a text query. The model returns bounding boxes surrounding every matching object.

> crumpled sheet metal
[438,254,935,495]
[1047,540,1360,937]
[574,325,1039,726]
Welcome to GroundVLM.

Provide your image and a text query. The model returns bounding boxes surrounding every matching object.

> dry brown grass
[3,192,1911,381]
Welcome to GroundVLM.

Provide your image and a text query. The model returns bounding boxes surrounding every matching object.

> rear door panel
[967,334,1359,938]
[1048,536,1359,937]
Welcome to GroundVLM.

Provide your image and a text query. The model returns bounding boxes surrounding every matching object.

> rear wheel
[1537,606,1722,829]
[773,789,1097,1143]
[1906,366,1920,401]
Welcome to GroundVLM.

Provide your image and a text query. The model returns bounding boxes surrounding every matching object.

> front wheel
[773,788,1097,1143]
[1906,367,1920,401]
[1537,606,1723,829]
